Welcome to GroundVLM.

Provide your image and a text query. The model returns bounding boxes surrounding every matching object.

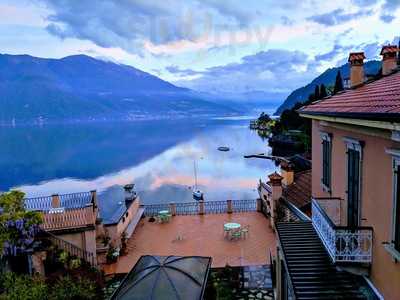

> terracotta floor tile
[107,212,276,274]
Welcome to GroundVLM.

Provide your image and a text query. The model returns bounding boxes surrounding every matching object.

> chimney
[123,184,137,205]
[51,194,60,208]
[380,45,398,76]
[268,172,283,229]
[280,161,294,186]
[348,52,366,88]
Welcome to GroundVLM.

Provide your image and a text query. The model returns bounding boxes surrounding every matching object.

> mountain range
[0,53,384,124]
[274,60,382,115]
[0,54,237,124]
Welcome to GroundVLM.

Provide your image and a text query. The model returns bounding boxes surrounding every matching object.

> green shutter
[395,165,400,251]
[322,140,331,188]
[347,149,360,227]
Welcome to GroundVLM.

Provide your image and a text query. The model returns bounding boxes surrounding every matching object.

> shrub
[49,276,97,300]
[0,272,47,300]
[58,251,69,265]
[68,258,81,270]
[0,272,100,300]
[0,191,42,270]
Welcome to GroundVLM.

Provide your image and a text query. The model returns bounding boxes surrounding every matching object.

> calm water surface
[0,118,277,204]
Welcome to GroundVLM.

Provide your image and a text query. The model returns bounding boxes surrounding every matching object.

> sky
[1,0,400,101]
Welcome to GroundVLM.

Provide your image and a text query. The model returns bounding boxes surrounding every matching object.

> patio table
[224,223,241,231]
[159,210,170,215]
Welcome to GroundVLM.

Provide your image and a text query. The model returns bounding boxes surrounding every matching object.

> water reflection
[2,119,278,204]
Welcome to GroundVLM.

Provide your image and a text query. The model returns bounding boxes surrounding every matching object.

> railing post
[169,202,176,216]
[51,194,60,208]
[227,199,233,214]
[90,190,97,207]
[199,201,205,215]
[256,198,262,212]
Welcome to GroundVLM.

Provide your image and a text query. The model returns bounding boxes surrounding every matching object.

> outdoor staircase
[276,222,377,299]
[38,230,97,268]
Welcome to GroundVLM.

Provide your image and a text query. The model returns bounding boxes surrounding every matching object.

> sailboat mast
[194,160,198,190]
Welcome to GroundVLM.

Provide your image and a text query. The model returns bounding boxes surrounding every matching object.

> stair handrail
[39,230,97,268]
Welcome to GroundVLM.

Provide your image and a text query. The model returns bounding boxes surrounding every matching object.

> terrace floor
[104,212,276,275]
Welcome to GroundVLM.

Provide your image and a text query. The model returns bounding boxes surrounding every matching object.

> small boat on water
[218,146,230,152]
[192,160,204,201]
[193,190,204,201]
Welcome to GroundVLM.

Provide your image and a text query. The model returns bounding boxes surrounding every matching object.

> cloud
[166,65,202,77]
[200,0,256,27]
[39,1,190,55]
[351,0,378,6]
[379,0,400,22]
[315,44,353,62]
[174,49,319,97]
[380,14,395,23]
[281,16,294,26]
[307,8,373,26]
[362,41,382,59]
[382,0,400,11]
[37,0,268,55]
[352,0,400,23]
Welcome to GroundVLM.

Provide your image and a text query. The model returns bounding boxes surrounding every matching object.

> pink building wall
[105,199,140,246]
[312,119,400,299]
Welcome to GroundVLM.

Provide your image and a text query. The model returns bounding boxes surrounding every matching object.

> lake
[0,118,277,204]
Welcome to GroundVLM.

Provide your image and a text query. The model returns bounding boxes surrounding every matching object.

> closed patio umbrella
[111,255,212,300]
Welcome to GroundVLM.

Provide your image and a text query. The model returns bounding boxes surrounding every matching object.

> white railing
[25,191,93,211]
[312,198,373,263]
[142,199,257,217]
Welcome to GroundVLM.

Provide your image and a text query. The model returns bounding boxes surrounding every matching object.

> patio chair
[223,226,231,238]
[230,230,242,240]
[241,225,250,238]
[162,214,172,223]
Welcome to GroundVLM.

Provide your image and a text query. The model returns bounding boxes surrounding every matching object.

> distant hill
[0,54,235,124]
[274,60,381,115]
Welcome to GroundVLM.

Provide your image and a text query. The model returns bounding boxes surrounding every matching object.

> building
[25,184,143,268]
[289,45,400,299]
[258,155,312,223]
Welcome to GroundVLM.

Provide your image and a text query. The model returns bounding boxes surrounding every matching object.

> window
[385,148,400,254]
[344,137,363,228]
[321,132,332,190]
[394,159,400,251]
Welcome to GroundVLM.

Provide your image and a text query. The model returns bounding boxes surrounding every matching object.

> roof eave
[299,111,400,131]
[300,110,400,121]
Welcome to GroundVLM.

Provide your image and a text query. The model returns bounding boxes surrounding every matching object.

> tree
[258,112,271,123]
[320,84,328,98]
[333,71,344,94]
[304,93,315,105]
[280,107,304,130]
[0,191,42,273]
[314,85,320,100]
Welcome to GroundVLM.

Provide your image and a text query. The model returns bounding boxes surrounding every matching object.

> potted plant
[106,246,119,263]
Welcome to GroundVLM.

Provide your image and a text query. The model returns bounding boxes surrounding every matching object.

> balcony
[311,198,373,264]
[41,205,96,231]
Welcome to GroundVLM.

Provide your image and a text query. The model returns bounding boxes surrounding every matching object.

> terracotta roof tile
[348,52,365,62]
[380,45,398,55]
[282,170,311,210]
[300,71,400,117]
